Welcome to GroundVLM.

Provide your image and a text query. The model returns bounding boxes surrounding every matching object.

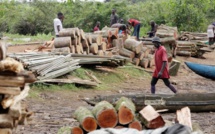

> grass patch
[3,33,53,45]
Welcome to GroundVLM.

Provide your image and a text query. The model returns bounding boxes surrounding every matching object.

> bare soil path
[7,45,215,134]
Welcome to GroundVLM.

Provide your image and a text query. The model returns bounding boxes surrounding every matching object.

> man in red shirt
[150,37,177,94]
[127,19,141,40]
[93,21,100,32]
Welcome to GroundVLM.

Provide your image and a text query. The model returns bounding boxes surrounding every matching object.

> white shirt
[53,18,63,36]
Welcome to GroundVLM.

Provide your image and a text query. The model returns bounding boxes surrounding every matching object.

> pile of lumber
[178,32,208,42]
[0,57,36,133]
[72,97,194,134]
[118,38,154,68]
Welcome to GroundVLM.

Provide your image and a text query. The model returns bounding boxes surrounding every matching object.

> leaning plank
[1,85,30,109]
[38,78,97,86]
[74,107,97,132]
[124,39,142,54]
[0,114,13,128]
[0,76,25,87]
[115,97,136,125]
[92,101,118,128]
[176,107,192,130]
[139,105,165,129]
[71,126,84,134]
[0,87,21,95]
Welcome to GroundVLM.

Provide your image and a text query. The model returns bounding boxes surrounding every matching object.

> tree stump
[54,37,72,48]
[89,43,98,54]
[139,105,165,129]
[119,48,135,59]
[139,58,149,68]
[92,101,118,128]
[115,97,136,125]
[74,107,97,132]
[124,39,142,54]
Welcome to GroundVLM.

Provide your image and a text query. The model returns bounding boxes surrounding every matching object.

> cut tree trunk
[129,120,142,131]
[112,39,123,49]
[147,54,154,68]
[104,51,113,57]
[160,37,176,44]
[0,114,13,128]
[54,37,72,48]
[72,37,78,46]
[115,97,136,125]
[81,38,89,48]
[91,34,102,45]
[92,101,118,128]
[141,47,151,58]
[132,58,140,66]
[143,41,154,45]
[0,87,21,95]
[71,45,76,53]
[176,51,191,57]
[97,50,104,56]
[71,126,84,134]
[100,27,119,38]
[9,102,21,119]
[139,105,165,129]
[139,58,149,68]
[59,28,76,38]
[176,107,192,130]
[0,76,25,87]
[79,29,85,40]
[99,42,107,52]
[169,59,181,76]
[124,39,142,54]
[75,45,82,54]
[85,34,92,45]
[119,48,135,59]
[74,107,97,132]
[136,51,144,60]
[89,43,98,54]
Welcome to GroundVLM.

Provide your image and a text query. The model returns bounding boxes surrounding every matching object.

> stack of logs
[0,57,36,133]
[72,97,193,134]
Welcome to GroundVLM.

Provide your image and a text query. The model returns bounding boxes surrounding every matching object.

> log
[0,76,25,87]
[0,87,21,95]
[89,43,98,54]
[100,27,119,38]
[72,37,78,46]
[91,34,102,45]
[139,58,149,68]
[0,114,13,128]
[124,39,142,54]
[92,101,118,128]
[71,126,84,134]
[160,37,176,44]
[132,58,140,66]
[104,51,113,57]
[54,37,72,48]
[139,105,165,129]
[176,51,191,57]
[176,107,192,130]
[0,57,24,73]
[51,47,70,53]
[74,107,97,132]
[85,34,92,45]
[71,45,76,53]
[156,24,178,39]
[9,102,21,119]
[97,50,104,56]
[115,97,136,125]
[0,129,12,134]
[81,38,89,48]
[75,45,82,54]
[128,120,142,131]
[136,51,144,60]
[59,28,76,38]
[147,54,154,68]
[143,41,154,45]
[79,29,85,40]
[112,39,123,49]
[142,47,151,58]
[119,48,135,59]
[169,59,181,76]
[99,42,107,52]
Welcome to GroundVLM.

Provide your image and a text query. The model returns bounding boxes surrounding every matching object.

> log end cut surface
[71,127,83,134]
[118,106,134,125]
[82,117,97,132]
[97,109,118,128]
[129,121,142,131]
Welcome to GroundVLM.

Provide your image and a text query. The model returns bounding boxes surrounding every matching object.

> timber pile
[178,32,208,42]
[0,57,36,133]
[72,97,195,134]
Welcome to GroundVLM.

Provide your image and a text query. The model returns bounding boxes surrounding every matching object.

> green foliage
[0,0,215,35]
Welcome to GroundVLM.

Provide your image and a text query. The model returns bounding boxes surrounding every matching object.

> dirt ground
[7,45,215,134]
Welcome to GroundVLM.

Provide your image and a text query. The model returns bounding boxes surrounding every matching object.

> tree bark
[124,39,142,54]
[74,107,97,132]
[54,37,72,48]
[119,48,135,59]
[92,101,118,128]
[89,43,98,54]
[115,97,136,125]
[139,105,165,129]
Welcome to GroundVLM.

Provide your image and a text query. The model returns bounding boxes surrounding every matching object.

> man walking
[127,19,141,40]
[110,9,119,26]
[53,12,64,37]
[150,36,177,94]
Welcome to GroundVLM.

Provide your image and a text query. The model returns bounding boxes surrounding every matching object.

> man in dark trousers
[150,36,177,94]
[127,19,141,40]
[110,9,119,26]
[147,20,158,37]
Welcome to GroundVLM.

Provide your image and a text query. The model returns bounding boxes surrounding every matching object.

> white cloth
[207,29,214,38]
[53,18,63,36]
